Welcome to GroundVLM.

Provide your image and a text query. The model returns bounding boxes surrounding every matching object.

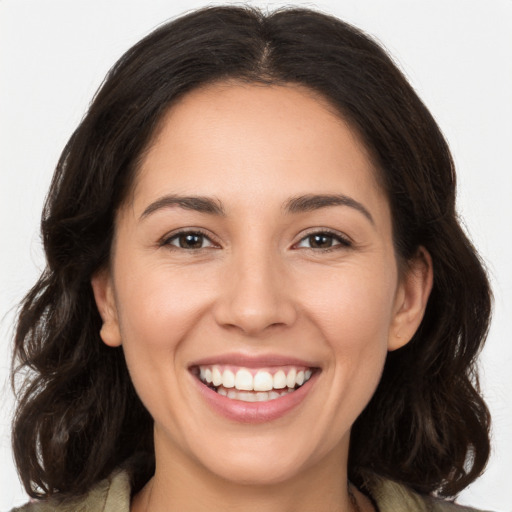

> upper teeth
[198,365,313,391]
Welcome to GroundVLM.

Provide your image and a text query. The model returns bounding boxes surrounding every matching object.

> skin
[92,82,432,512]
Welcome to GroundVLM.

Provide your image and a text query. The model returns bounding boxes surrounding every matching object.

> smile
[194,365,314,402]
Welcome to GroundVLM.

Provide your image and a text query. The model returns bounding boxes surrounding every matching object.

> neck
[132,431,358,512]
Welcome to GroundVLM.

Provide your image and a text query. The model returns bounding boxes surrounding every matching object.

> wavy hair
[12,5,491,500]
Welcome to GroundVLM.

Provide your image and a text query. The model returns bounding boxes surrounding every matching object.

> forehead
[130,82,386,218]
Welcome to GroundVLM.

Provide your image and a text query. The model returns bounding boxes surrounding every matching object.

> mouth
[190,364,317,403]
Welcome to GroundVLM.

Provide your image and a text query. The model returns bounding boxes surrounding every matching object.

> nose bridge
[214,239,297,335]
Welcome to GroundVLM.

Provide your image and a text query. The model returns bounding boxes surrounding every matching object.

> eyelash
[160,229,218,251]
[160,229,352,252]
[294,229,352,252]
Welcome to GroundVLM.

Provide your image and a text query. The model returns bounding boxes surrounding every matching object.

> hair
[12,4,491,502]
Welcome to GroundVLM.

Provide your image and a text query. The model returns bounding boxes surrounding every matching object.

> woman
[10,5,493,512]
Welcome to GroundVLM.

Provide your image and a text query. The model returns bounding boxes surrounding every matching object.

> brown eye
[165,231,214,250]
[308,234,335,248]
[296,231,351,250]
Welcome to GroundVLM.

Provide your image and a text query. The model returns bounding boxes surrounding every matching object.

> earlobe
[388,247,433,351]
[91,268,122,347]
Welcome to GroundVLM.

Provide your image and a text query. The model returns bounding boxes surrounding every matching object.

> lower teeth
[215,385,295,402]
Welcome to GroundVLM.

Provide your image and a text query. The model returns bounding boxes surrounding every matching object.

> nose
[213,249,298,336]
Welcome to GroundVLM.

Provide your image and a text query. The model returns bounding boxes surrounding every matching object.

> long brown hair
[12,5,491,500]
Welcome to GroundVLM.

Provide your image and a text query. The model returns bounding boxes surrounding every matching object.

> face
[93,82,431,487]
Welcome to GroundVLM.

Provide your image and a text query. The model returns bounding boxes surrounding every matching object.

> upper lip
[189,352,320,369]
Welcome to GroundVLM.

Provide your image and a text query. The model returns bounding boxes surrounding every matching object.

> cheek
[279,262,397,457]
[111,262,217,415]
[115,261,216,350]
[297,261,397,412]
[112,262,219,425]
[298,261,398,351]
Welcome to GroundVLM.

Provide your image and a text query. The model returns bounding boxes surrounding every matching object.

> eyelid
[158,227,352,252]
[293,228,353,250]
[159,228,221,249]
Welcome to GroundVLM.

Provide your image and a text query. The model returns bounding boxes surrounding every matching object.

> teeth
[286,368,296,388]
[218,387,292,402]
[238,391,256,402]
[253,371,273,391]
[273,370,287,389]
[222,369,235,388]
[197,365,315,394]
[234,369,253,391]
[212,367,222,386]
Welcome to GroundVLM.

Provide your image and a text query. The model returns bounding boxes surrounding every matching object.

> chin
[204,455,307,486]
[188,433,324,486]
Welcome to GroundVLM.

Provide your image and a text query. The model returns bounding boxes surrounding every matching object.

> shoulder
[364,473,493,512]
[9,470,131,512]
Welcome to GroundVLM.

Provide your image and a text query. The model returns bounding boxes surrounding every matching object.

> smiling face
[92,82,431,496]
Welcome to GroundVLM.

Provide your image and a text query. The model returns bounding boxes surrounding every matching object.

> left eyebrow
[283,194,375,225]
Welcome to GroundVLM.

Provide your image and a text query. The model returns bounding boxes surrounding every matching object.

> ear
[388,246,433,351]
[91,268,122,347]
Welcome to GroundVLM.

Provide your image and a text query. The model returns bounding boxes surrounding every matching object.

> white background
[1,0,511,510]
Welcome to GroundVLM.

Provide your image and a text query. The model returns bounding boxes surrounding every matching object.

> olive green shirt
[11,470,492,512]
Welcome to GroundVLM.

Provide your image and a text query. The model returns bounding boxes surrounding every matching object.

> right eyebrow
[140,194,226,220]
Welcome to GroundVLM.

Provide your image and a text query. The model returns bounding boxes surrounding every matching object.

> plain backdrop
[1,0,511,510]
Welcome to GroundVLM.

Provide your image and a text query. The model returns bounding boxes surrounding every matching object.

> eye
[162,230,216,250]
[295,231,351,250]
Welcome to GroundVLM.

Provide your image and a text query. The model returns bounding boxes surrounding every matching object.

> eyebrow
[283,194,374,224]
[140,193,374,224]
[140,194,226,219]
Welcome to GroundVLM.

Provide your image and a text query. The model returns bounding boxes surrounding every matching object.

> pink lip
[190,352,319,369]
[190,368,320,424]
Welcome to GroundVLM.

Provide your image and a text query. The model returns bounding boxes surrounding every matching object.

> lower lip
[192,372,319,424]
